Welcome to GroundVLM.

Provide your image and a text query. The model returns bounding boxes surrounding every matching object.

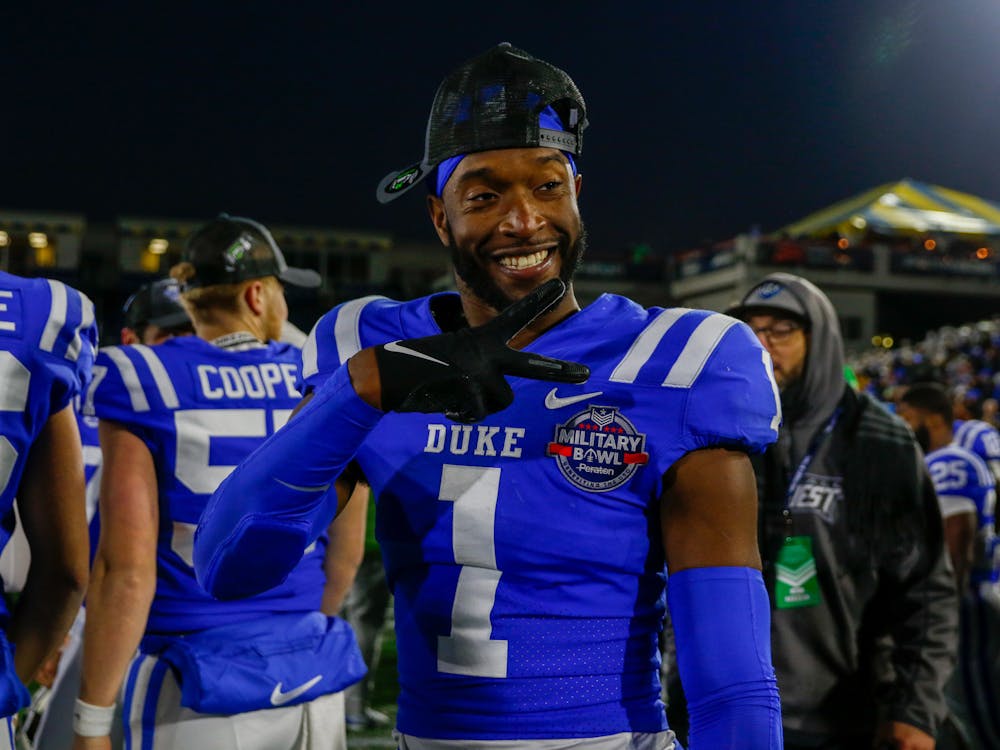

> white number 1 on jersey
[437,464,508,678]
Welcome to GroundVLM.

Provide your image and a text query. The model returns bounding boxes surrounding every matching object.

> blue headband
[433,106,578,196]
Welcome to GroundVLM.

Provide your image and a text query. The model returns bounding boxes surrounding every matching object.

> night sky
[6,1,1000,256]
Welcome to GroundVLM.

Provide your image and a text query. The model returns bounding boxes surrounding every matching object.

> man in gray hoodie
[730,272,957,750]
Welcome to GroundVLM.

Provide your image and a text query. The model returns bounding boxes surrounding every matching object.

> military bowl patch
[547,405,649,492]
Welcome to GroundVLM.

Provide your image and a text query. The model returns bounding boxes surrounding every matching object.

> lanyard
[785,407,842,508]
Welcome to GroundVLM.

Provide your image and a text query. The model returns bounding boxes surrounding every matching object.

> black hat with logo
[122,278,192,331]
[182,214,321,289]
[376,42,587,203]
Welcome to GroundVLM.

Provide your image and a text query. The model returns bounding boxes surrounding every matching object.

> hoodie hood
[732,272,845,449]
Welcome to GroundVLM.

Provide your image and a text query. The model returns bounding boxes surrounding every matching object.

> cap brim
[278,266,322,288]
[376,161,432,204]
[146,310,193,329]
[727,303,808,324]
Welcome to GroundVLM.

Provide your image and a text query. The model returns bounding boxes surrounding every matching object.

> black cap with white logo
[376,42,587,203]
[182,214,321,289]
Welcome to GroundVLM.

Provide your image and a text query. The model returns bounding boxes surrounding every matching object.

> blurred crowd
[852,317,1000,422]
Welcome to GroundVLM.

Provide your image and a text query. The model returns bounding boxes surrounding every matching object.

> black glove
[373,279,589,423]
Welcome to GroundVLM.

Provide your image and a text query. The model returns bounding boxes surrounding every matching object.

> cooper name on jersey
[195,363,301,401]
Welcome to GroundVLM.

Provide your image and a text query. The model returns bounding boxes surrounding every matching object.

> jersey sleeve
[36,280,98,414]
[299,295,393,393]
[973,429,1000,484]
[928,449,996,522]
[680,316,781,455]
[84,345,169,449]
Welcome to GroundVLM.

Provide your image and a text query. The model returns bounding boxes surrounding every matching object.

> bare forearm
[13,403,90,682]
[8,567,86,682]
[321,483,369,615]
[321,558,361,615]
[79,561,155,706]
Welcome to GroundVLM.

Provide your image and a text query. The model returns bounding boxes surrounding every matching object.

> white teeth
[497,249,549,270]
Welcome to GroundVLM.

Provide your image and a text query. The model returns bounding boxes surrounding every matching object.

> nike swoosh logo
[270,674,323,706]
[544,388,604,410]
[384,340,448,366]
[274,477,331,493]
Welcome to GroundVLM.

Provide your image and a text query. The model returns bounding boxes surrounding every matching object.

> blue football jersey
[75,404,102,564]
[0,273,96,597]
[954,419,1000,485]
[926,444,998,586]
[301,292,780,739]
[86,336,327,634]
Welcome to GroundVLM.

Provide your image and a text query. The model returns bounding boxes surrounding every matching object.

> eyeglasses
[751,321,803,344]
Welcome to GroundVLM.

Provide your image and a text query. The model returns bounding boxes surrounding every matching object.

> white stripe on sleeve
[301,320,321,380]
[662,314,739,388]
[66,291,95,363]
[132,345,179,408]
[334,296,385,365]
[39,280,68,353]
[103,347,151,412]
[609,308,691,384]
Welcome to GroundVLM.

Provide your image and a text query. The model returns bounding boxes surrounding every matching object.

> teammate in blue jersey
[74,217,366,750]
[18,279,195,750]
[898,383,1000,749]
[0,272,94,747]
[953,413,1000,489]
[196,44,783,749]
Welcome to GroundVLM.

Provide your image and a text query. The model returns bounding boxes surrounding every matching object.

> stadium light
[881,336,894,349]
[0,232,8,247]
[28,232,48,249]
[872,335,883,347]
[140,250,160,273]
[148,238,169,255]
[34,247,56,267]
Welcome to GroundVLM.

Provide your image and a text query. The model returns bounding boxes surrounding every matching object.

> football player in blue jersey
[119,278,195,346]
[73,216,366,750]
[951,396,1000,490]
[21,280,194,750]
[898,383,1000,749]
[0,271,95,748]
[196,44,783,750]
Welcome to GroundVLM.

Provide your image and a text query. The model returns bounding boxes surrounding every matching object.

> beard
[447,222,587,314]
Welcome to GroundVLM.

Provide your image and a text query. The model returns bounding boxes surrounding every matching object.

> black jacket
[750,273,957,744]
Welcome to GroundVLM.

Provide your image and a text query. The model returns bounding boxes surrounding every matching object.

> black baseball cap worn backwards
[376,42,588,203]
[182,214,321,289]
[122,278,191,331]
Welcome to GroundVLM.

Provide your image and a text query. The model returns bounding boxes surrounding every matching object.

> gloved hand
[373,278,589,423]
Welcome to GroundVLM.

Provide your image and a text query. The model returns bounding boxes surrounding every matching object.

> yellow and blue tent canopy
[774,178,1000,238]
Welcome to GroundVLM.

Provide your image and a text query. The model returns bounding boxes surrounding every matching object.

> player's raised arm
[195,279,588,599]
[370,278,588,423]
